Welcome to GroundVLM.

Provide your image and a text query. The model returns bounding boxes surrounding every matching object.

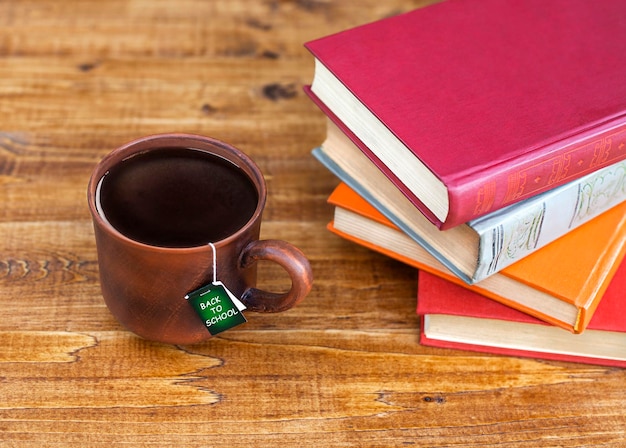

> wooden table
[1,1,625,446]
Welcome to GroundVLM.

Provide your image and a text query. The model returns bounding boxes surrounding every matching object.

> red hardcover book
[305,0,626,229]
[417,263,626,368]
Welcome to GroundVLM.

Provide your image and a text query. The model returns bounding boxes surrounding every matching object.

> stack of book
[304,0,626,367]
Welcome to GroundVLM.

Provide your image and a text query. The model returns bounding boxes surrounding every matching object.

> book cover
[326,182,626,333]
[417,265,626,368]
[305,0,626,229]
[312,120,626,283]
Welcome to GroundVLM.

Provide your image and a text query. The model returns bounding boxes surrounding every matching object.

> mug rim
[87,132,267,253]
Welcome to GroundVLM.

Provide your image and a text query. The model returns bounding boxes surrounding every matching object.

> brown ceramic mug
[87,133,313,344]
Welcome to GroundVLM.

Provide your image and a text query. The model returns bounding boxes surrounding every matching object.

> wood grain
[1,0,625,446]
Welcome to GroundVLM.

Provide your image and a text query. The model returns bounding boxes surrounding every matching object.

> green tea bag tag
[185,243,247,336]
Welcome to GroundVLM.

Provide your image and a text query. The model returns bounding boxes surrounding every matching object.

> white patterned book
[314,121,626,284]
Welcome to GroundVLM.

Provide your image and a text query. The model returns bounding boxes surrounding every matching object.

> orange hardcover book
[328,182,626,333]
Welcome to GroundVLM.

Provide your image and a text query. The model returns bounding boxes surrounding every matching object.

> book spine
[447,120,626,229]
[473,158,626,281]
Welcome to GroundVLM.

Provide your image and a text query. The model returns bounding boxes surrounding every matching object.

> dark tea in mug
[95,147,259,247]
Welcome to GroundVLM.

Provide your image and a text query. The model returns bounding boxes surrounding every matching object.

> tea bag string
[209,242,217,284]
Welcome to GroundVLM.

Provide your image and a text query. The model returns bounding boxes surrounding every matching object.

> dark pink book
[417,261,626,368]
[305,0,626,229]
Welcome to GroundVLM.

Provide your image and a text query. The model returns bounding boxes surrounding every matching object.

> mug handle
[239,240,313,312]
